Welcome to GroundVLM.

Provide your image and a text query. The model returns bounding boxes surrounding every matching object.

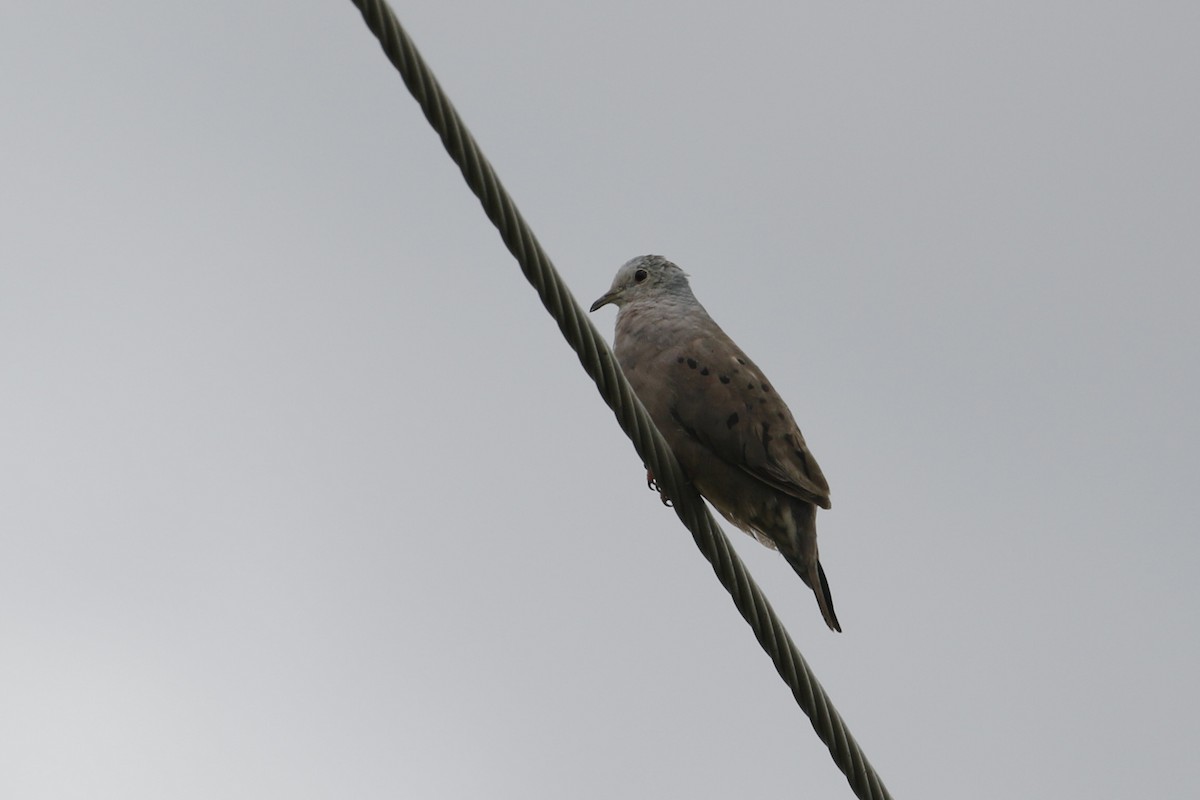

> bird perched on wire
[590,255,841,631]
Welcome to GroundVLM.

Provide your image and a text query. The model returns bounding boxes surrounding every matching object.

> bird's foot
[645,468,672,507]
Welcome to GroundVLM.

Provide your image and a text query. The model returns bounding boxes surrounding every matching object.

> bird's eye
[634,269,648,283]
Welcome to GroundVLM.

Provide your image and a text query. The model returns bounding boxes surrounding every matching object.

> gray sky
[2,2,1197,797]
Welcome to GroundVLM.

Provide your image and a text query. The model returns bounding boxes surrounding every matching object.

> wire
[346,3,894,797]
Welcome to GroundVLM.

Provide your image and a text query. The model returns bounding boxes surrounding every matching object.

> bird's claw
[645,468,673,507]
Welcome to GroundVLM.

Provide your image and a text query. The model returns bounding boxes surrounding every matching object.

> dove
[590,255,841,631]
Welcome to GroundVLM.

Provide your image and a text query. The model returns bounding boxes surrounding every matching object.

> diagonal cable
[345,3,893,798]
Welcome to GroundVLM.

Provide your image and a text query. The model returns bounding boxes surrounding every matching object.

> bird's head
[589,255,692,312]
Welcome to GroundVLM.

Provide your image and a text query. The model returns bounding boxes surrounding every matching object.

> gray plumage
[591,255,841,631]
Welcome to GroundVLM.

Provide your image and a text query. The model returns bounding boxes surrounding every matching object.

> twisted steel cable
[346,2,893,797]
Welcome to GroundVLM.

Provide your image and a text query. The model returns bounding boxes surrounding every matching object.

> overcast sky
[2,2,1197,798]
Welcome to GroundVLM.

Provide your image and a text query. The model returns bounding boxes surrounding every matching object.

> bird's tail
[806,560,841,633]
[779,505,842,632]
[784,547,841,632]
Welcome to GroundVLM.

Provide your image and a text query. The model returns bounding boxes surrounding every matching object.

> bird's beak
[589,291,617,312]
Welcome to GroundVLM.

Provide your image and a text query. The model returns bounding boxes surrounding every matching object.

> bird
[590,254,841,631]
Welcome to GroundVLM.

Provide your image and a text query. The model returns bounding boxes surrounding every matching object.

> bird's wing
[665,333,831,509]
